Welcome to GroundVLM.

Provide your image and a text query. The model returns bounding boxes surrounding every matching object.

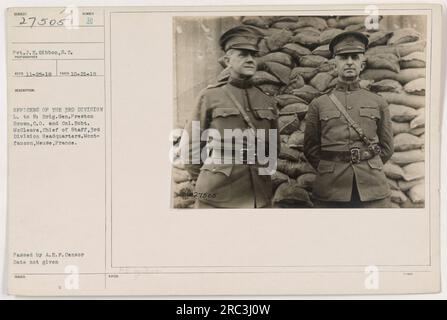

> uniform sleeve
[179,89,210,180]
[303,99,321,170]
[377,96,394,164]
[272,100,281,157]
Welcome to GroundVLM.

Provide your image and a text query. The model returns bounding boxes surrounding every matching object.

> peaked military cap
[329,31,369,56]
[219,25,263,52]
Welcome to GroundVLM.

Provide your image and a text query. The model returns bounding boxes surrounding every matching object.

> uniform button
[347,106,352,110]
[212,169,216,172]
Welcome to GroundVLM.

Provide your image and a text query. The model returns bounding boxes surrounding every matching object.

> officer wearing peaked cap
[304,31,394,208]
[180,25,280,208]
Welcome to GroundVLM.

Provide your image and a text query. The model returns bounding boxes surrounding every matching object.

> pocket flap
[254,108,276,120]
[212,107,240,118]
[360,107,381,119]
[317,160,336,173]
[200,163,233,177]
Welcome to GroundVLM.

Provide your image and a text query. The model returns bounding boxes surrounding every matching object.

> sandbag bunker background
[172,15,427,209]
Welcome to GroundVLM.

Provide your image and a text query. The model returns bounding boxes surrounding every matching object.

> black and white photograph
[172,14,428,209]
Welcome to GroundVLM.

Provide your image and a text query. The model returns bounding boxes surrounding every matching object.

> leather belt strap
[320,148,375,163]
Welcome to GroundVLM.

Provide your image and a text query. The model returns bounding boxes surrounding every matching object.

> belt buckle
[350,147,361,164]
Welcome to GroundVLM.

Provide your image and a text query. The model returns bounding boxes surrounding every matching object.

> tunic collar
[335,79,361,92]
[228,76,254,89]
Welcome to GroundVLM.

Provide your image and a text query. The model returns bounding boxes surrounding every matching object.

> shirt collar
[335,79,361,92]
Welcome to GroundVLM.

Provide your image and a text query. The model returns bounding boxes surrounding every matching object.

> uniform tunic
[182,77,279,208]
[303,79,394,202]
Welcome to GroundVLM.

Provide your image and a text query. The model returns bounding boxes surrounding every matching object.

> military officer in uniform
[303,31,394,208]
[181,25,280,208]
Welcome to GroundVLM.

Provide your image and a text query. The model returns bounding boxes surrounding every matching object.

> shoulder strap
[328,92,372,146]
[222,85,257,134]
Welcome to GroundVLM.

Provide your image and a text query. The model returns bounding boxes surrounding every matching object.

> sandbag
[287,130,305,150]
[279,143,301,161]
[264,61,292,85]
[410,108,425,129]
[277,159,316,178]
[369,79,403,93]
[296,173,316,191]
[280,103,309,119]
[271,170,290,190]
[312,44,332,58]
[257,39,270,56]
[404,78,426,96]
[172,168,191,184]
[317,59,337,74]
[279,114,300,135]
[266,29,294,51]
[408,183,425,204]
[273,16,300,23]
[378,92,425,109]
[398,178,424,192]
[173,197,195,209]
[319,28,343,45]
[257,52,294,68]
[383,161,405,180]
[402,162,425,181]
[394,133,424,151]
[299,55,328,68]
[241,16,270,28]
[359,79,373,90]
[395,68,426,84]
[290,67,319,82]
[336,16,367,28]
[388,28,421,45]
[309,72,334,92]
[252,71,282,85]
[390,189,408,204]
[344,24,365,32]
[400,52,426,69]
[294,27,321,36]
[389,104,418,122]
[273,181,313,207]
[366,53,400,72]
[287,74,306,91]
[367,30,393,47]
[387,178,400,190]
[299,120,306,132]
[390,202,401,208]
[282,43,312,59]
[271,21,300,30]
[291,85,320,103]
[391,121,425,136]
[326,18,338,28]
[390,149,425,165]
[295,16,327,31]
[275,94,308,108]
[292,32,320,47]
[400,199,424,208]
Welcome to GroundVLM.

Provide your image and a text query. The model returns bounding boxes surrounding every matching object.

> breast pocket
[212,107,240,119]
[253,107,277,121]
[359,106,381,136]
